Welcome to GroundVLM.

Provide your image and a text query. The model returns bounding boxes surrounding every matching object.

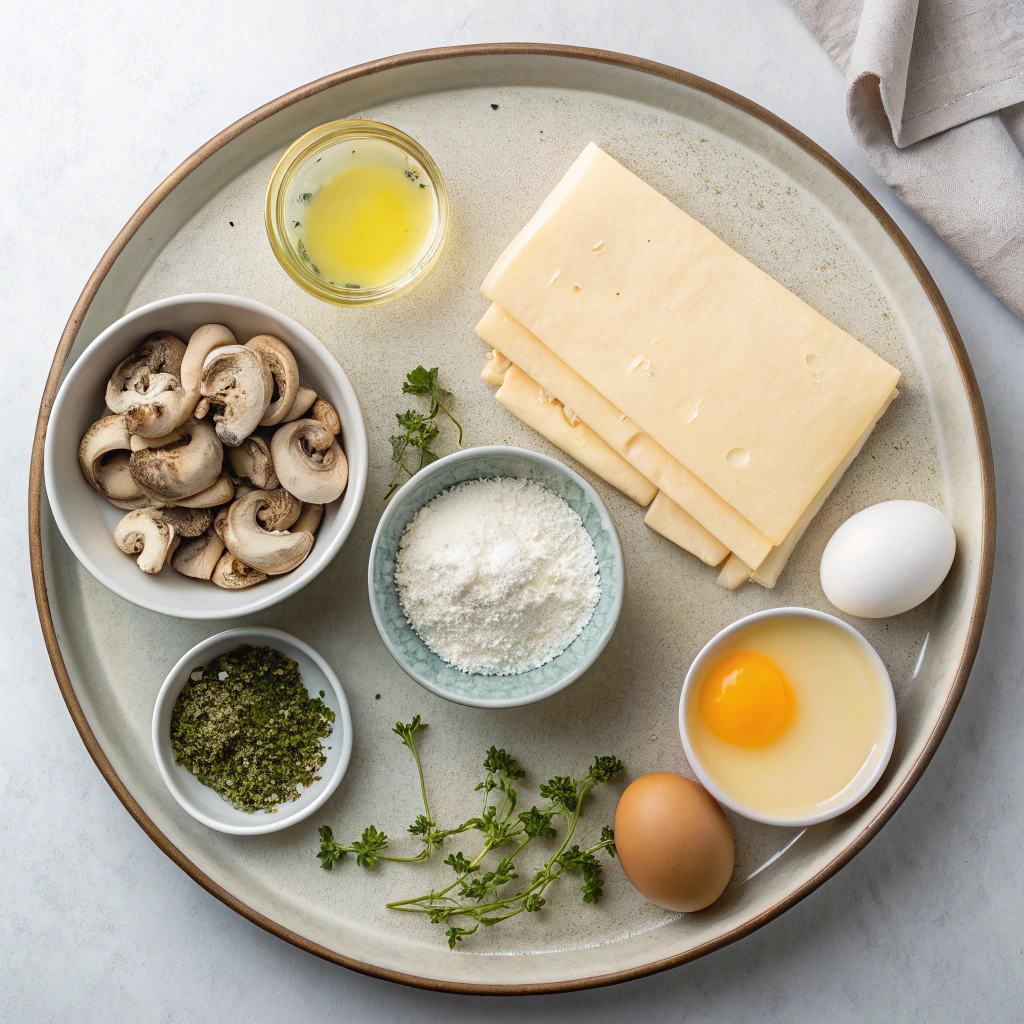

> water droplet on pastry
[727,447,750,468]
[592,240,605,252]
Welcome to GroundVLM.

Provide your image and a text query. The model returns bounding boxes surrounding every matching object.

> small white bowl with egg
[679,608,896,828]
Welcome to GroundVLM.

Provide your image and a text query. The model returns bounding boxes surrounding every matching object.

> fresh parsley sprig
[402,366,463,444]
[316,719,622,949]
[385,367,463,502]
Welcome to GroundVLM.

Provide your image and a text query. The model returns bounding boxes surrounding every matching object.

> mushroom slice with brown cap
[281,387,318,423]
[211,552,267,589]
[121,375,194,438]
[246,335,300,427]
[310,397,341,436]
[129,416,223,501]
[200,345,272,446]
[180,324,237,406]
[171,529,225,580]
[79,415,149,509]
[152,506,214,537]
[292,502,323,537]
[271,419,348,504]
[228,435,278,490]
[254,488,302,531]
[113,508,176,574]
[222,490,313,575]
[171,471,235,509]
[105,334,187,412]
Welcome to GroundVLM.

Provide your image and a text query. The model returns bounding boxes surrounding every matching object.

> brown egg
[614,772,734,912]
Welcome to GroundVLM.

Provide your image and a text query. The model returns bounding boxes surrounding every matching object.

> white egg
[820,501,956,618]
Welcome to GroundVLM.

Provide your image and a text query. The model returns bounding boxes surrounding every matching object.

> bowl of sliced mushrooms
[45,294,367,618]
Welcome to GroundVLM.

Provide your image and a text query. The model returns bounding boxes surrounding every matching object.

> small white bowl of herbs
[153,627,352,834]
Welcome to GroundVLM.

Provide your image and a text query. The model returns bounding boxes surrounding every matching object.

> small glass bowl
[265,119,448,306]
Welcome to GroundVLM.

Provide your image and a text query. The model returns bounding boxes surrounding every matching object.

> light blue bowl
[368,446,624,708]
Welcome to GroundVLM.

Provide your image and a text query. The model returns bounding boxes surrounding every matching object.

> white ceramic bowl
[152,627,352,834]
[44,294,367,618]
[678,607,897,827]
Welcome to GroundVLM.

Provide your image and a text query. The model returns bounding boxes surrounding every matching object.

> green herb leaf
[600,825,617,857]
[444,852,478,875]
[317,825,347,871]
[392,716,427,749]
[351,825,390,869]
[540,775,578,812]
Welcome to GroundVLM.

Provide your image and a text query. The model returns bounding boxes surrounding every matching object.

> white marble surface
[3,1,1022,1019]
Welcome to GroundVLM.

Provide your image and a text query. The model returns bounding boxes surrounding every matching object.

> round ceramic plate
[30,45,993,993]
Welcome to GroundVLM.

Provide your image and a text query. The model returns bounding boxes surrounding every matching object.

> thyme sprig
[385,367,462,501]
[316,719,621,948]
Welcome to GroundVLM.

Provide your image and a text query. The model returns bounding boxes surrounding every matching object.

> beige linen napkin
[790,0,1024,319]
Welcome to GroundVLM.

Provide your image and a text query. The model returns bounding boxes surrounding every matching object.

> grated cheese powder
[394,476,601,675]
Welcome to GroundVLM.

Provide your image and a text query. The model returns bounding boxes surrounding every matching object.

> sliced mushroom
[129,416,223,501]
[171,471,235,508]
[310,397,341,436]
[152,506,214,537]
[228,435,278,490]
[180,324,237,406]
[129,427,185,452]
[221,489,313,575]
[79,415,149,509]
[292,502,323,536]
[105,334,186,412]
[95,453,153,510]
[212,505,229,541]
[270,419,348,504]
[171,529,225,580]
[281,387,318,423]
[246,335,300,427]
[200,345,272,446]
[254,488,302,531]
[121,375,194,438]
[164,535,181,566]
[211,552,267,589]
[113,508,176,574]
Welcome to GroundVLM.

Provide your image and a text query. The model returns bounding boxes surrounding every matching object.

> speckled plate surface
[29,45,994,993]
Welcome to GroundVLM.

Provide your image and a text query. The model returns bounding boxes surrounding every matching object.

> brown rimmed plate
[29,44,994,994]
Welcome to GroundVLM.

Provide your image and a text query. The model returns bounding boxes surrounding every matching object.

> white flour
[394,477,601,675]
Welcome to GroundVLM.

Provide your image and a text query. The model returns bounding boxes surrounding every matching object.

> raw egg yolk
[698,651,795,748]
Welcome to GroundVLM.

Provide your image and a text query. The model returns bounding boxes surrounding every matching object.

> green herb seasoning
[170,645,334,813]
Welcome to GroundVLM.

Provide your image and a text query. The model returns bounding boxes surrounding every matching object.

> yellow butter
[644,492,729,567]
[476,303,774,569]
[482,143,900,543]
[495,364,657,507]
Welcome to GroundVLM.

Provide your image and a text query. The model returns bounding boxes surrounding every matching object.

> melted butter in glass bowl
[266,120,448,306]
